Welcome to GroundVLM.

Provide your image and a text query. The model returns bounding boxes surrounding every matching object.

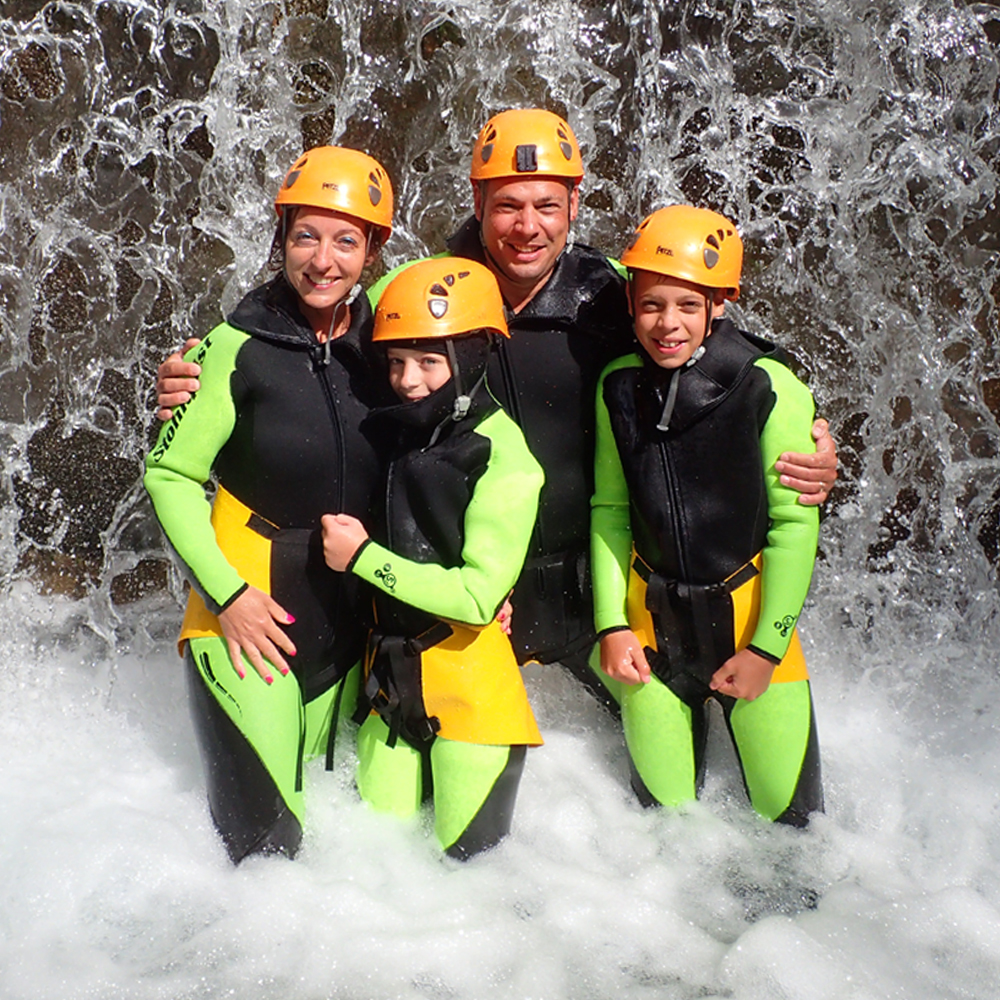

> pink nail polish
[286,614,296,624]
[265,675,273,685]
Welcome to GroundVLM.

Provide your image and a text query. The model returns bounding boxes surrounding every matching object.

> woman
[144,146,393,863]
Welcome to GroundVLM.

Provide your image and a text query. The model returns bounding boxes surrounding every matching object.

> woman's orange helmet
[621,205,743,300]
[274,146,393,241]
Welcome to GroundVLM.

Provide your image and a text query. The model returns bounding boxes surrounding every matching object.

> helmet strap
[656,345,706,432]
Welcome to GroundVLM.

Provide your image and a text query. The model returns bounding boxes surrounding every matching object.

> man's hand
[321,513,369,572]
[775,417,838,506]
[599,629,651,685]
[156,338,202,421]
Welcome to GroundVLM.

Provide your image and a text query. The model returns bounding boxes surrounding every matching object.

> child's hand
[496,597,513,635]
[599,629,651,685]
[709,648,775,701]
[321,513,369,572]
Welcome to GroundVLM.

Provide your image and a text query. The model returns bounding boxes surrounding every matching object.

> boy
[321,258,544,858]
[590,205,823,825]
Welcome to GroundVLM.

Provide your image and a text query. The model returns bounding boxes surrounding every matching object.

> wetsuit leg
[431,739,526,859]
[302,663,360,765]
[723,679,823,826]
[185,638,306,863]
[355,713,424,819]
[621,672,706,808]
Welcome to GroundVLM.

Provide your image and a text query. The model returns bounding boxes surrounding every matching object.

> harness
[354,621,453,747]
[632,552,758,705]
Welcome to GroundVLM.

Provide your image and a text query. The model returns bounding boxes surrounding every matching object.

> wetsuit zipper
[312,346,347,511]
[658,434,691,582]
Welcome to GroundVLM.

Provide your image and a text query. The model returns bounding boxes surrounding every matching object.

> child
[322,257,544,858]
[590,205,823,825]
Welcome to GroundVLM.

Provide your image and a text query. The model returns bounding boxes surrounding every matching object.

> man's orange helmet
[470,109,583,183]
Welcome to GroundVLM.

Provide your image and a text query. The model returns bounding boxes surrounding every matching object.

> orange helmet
[274,146,393,239]
[374,258,509,343]
[470,109,583,183]
[621,205,743,300]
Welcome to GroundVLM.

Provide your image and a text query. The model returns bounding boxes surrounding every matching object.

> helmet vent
[444,273,455,286]
[704,248,720,269]
[706,233,720,250]
[429,298,448,318]
[284,170,302,189]
[481,143,493,164]
[515,144,538,172]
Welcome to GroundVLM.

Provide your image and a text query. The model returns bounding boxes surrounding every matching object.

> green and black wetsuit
[144,275,381,862]
[591,319,823,825]
[370,219,633,693]
[347,357,544,858]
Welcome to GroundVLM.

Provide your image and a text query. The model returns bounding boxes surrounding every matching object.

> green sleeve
[590,355,642,634]
[606,256,628,280]
[751,357,820,661]
[143,325,247,612]
[352,410,544,625]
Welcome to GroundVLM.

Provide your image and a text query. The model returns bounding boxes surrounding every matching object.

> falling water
[1,1,999,997]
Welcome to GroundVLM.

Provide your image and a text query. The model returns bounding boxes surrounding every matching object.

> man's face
[474,177,578,300]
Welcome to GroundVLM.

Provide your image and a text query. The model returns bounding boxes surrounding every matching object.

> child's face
[631,271,726,369]
[386,346,453,401]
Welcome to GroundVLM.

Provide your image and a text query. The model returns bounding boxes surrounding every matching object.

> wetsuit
[369,218,633,700]
[144,275,381,862]
[591,319,823,825]
[347,359,544,858]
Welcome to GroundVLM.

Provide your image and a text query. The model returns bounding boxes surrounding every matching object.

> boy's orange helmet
[274,146,393,239]
[621,205,743,300]
[470,109,584,182]
[373,258,509,343]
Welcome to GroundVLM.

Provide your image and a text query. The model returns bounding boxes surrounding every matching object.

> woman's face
[283,207,375,326]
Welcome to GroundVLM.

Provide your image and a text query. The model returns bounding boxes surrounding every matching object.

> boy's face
[631,271,726,369]
[386,346,453,401]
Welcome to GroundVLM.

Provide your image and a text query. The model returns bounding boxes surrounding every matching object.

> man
[157,110,837,704]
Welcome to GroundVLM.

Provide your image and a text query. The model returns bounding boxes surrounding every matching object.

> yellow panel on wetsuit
[178,485,273,652]
[414,619,542,747]
[625,549,808,687]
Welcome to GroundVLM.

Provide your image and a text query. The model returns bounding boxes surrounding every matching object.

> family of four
[146,110,835,863]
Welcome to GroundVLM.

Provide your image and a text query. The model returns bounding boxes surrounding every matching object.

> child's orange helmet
[470,109,584,182]
[274,146,393,240]
[373,258,509,343]
[621,205,743,301]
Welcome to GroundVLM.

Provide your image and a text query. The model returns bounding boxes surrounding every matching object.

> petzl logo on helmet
[655,245,674,256]
[321,182,340,191]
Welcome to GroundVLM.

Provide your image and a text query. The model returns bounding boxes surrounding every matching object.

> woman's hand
[599,629,651,685]
[775,417,838,505]
[217,586,297,684]
[156,338,202,421]
[709,648,775,702]
[321,513,369,572]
